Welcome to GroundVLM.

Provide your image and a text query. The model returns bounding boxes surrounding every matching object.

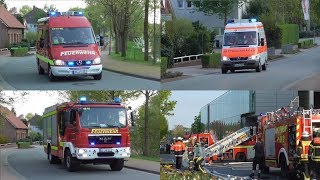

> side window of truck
[70,110,76,126]
[59,111,70,136]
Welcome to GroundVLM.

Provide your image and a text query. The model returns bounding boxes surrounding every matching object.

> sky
[168,91,227,130]
[1,91,144,117]
[5,0,160,24]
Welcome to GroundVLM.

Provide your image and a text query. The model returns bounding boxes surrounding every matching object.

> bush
[161,57,168,77]
[279,24,299,46]
[0,135,9,144]
[17,142,31,149]
[201,53,221,68]
[260,13,282,48]
[299,31,315,38]
[25,32,37,47]
[9,41,30,50]
[10,47,28,56]
[298,39,314,49]
[16,137,31,144]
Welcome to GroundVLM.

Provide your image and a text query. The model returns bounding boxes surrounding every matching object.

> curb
[102,67,160,82]
[124,165,160,175]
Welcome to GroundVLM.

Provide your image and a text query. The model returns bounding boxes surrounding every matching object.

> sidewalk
[124,158,160,174]
[100,51,160,81]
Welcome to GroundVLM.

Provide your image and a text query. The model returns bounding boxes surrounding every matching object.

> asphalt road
[0,55,160,90]
[162,46,320,90]
[3,146,158,180]
[160,153,285,179]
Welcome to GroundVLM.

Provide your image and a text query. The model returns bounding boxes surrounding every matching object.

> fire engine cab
[42,97,134,171]
[36,11,102,81]
[221,19,268,74]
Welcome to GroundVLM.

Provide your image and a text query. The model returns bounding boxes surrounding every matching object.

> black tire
[256,61,262,72]
[48,65,56,82]
[93,72,102,80]
[221,68,227,74]
[230,69,235,73]
[64,149,79,172]
[110,159,124,171]
[263,166,270,174]
[48,146,60,164]
[262,59,267,71]
[235,153,246,162]
[37,59,44,75]
[280,155,289,178]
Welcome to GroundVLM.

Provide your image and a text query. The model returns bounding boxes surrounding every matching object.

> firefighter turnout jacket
[171,141,186,157]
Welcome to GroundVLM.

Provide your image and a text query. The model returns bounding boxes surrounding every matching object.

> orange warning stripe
[225,26,264,30]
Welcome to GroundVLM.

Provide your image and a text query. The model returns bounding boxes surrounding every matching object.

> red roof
[0,5,25,29]
[0,106,28,129]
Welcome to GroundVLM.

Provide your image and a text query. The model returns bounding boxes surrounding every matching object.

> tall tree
[19,5,32,16]
[191,112,205,134]
[140,90,157,156]
[193,0,245,25]
[143,0,149,61]
[25,113,34,120]
[9,7,18,14]
[0,0,7,9]
[11,107,16,116]
[43,4,58,12]
[172,125,186,138]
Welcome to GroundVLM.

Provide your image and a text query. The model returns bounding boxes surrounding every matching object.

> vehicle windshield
[51,27,95,45]
[79,107,126,128]
[223,31,257,46]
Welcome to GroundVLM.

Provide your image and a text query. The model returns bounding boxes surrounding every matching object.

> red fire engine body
[42,98,133,171]
[258,108,320,178]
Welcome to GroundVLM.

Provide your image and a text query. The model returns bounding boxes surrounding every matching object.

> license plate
[100,149,113,152]
[72,70,87,74]
[234,64,244,67]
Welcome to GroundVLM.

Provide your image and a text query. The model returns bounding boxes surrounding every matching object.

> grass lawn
[110,41,159,66]
[130,154,160,162]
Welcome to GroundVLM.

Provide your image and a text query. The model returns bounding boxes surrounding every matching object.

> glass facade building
[200,90,298,140]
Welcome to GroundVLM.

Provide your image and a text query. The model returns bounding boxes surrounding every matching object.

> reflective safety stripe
[42,110,57,118]
[51,146,58,150]
[59,142,64,147]
[37,54,54,66]
[234,145,254,148]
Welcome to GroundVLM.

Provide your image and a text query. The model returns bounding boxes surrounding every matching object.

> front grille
[88,135,121,145]
[230,57,248,61]
[97,152,115,157]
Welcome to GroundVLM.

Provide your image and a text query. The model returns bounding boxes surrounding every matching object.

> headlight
[79,149,87,154]
[54,60,66,66]
[93,57,101,64]
[222,56,228,61]
[249,55,260,60]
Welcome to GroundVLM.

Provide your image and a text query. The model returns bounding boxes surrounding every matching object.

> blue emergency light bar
[114,97,121,103]
[48,11,84,17]
[249,18,257,23]
[227,18,258,24]
[227,19,235,24]
[80,96,87,103]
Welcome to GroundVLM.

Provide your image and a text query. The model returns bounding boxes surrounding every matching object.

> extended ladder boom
[204,127,252,157]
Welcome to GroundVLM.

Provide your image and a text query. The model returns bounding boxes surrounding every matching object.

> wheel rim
[49,150,52,161]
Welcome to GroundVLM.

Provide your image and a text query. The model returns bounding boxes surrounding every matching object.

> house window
[177,0,184,8]
[186,0,192,8]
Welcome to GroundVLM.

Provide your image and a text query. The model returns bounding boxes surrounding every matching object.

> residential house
[0,105,28,143]
[0,5,25,48]
[28,114,43,135]
[162,0,248,35]
[24,6,46,33]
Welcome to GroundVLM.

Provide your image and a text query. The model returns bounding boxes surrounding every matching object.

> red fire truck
[259,107,320,178]
[42,97,133,171]
[36,11,102,81]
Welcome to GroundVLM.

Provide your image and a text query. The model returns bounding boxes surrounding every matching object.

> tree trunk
[143,91,150,156]
[144,0,149,61]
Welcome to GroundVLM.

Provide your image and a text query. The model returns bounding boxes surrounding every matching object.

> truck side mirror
[100,38,104,46]
[260,38,265,46]
[130,111,135,127]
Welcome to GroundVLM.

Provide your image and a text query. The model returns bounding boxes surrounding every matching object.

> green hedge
[10,47,28,57]
[161,57,168,77]
[279,24,299,46]
[17,142,31,148]
[298,39,314,49]
[0,135,9,144]
[201,53,221,68]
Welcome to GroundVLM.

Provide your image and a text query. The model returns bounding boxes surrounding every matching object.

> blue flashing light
[74,11,84,16]
[80,96,87,103]
[49,11,61,17]
[250,18,257,23]
[85,60,92,65]
[116,142,120,145]
[90,142,95,145]
[114,97,121,103]
[67,61,75,66]
[227,19,234,24]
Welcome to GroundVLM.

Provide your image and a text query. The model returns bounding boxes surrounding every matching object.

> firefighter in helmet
[171,137,186,169]
[309,128,320,179]
[296,131,311,178]
[192,141,206,173]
